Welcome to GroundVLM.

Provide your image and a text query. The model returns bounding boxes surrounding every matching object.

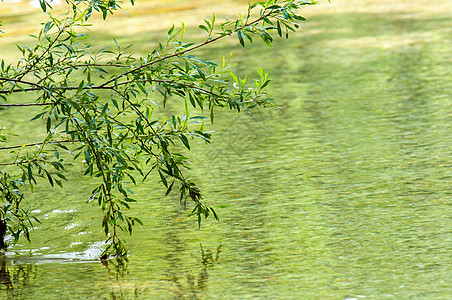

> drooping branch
[0,0,313,257]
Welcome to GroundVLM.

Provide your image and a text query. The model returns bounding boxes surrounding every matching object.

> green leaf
[46,117,51,132]
[179,134,190,150]
[46,172,54,187]
[261,79,271,89]
[188,92,197,108]
[77,80,85,92]
[113,37,120,50]
[199,24,208,33]
[136,82,148,95]
[158,170,168,187]
[237,30,245,47]
[30,112,46,121]
[165,181,174,196]
[292,15,306,21]
[204,19,212,30]
[39,0,46,12]
[27,164,33,182]
[194,65,206,80]
[231,72,239,85]
[43,21,52,34]
[266,5,281,10]
[277,20,282,37]
[167,24,175,38]
[210,105,214,123]
[210,206,219,221]
[55,173,67,181]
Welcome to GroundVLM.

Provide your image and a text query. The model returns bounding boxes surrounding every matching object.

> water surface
[0,0,451,299]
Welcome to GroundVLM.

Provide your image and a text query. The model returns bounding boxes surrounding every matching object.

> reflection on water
[0,254,38,299]
[161,239,222,299]
[0,243,222,299]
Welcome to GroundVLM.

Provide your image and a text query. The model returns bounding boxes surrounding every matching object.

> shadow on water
[0,252,130,299]
[0,254,38,299]
[152,206,223,299]
[0,241,222,299]
[162,236,222,299]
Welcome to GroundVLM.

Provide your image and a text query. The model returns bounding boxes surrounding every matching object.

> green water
[1,2,451,299]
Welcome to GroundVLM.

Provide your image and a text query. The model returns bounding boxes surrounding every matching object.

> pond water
[0,0,451,299]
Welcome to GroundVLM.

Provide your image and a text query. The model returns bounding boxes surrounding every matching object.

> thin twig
[11,21,67,81]
[0,139,78,151]
[0,103,54,107]
[97,10,275,89]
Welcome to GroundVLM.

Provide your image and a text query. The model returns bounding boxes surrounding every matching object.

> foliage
[0,0,315,258]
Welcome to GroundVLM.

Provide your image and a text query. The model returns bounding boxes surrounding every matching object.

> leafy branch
[0,0,315,258]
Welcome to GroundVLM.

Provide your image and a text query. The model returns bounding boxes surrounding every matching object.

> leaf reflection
[0,253,38,298]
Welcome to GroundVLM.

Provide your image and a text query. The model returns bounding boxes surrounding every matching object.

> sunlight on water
[4,241,105,264]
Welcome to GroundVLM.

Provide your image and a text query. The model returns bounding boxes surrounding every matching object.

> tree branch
[0,103,54,107]
[97,10,277,89]
[0,139,78,151]
[12,21,67,81]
